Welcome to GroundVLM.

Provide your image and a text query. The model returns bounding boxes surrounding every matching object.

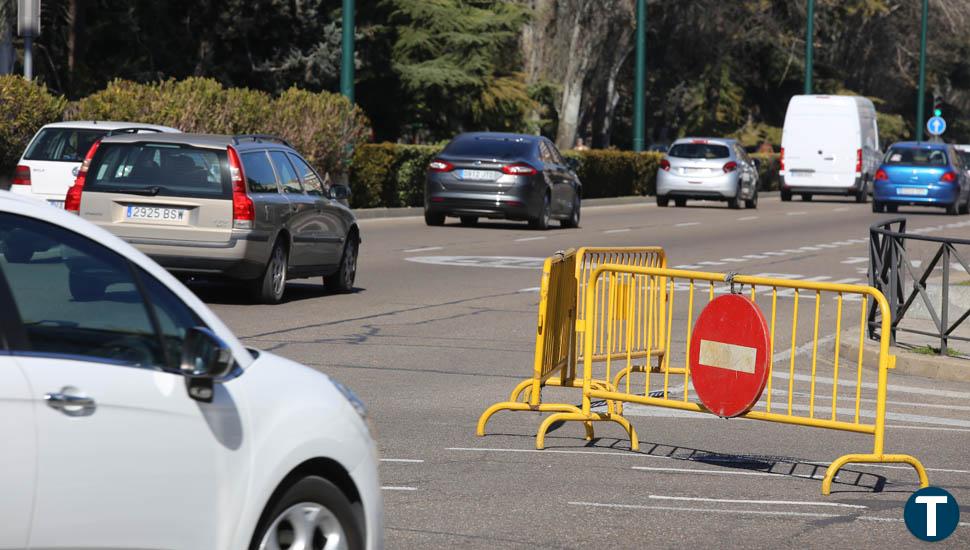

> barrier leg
[508,379,535,403]
[822,453,929,495]
[536,411,639,451]
[477,401,584,436]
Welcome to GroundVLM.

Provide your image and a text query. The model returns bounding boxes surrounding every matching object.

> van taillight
[65,140,101,214]
[855,148,863,173]
[779,148,785,172]
[228,146,254,228]
[13,165,30,185]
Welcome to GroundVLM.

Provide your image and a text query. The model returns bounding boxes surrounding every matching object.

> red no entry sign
[689,294,770,418]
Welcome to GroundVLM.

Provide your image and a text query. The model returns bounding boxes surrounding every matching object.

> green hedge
[68,78,370,176]
[0,76,67,173]
[752,153,781,191]
[564,150,663,198]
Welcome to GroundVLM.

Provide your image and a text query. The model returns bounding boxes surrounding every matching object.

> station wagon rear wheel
[254,242,288,304]
[325,237,358,293]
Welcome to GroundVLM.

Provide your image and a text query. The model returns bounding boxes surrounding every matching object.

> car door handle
[45,392,96,415]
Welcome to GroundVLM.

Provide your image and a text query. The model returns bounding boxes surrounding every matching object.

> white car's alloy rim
[259,502,348,550]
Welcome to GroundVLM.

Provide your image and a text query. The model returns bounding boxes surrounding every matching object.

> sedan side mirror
[181,327,235,402]
[564,157,580,172]
[329,184,351,201]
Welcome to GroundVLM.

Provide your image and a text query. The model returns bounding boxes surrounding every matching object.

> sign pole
[632,0,646,152]
[916,0,929,143]
[805,0,815,94]
[23,31,31,80]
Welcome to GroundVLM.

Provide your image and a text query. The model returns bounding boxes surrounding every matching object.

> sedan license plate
[47,199,64,209]
[126,205,188,223]
[457,169,500,181]
[897,187,928,196]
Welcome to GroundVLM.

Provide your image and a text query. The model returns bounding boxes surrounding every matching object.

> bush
[0,76,67,173]
[563,150,663,198]
[68,78,370,176]
[350,143,441,208]
[752,153,781,191]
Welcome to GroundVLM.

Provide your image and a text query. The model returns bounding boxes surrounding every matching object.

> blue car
[872,142,970,214]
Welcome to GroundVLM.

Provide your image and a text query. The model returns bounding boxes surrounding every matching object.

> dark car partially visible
[424,132,582,229]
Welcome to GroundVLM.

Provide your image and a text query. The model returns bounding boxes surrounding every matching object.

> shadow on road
[183,279,365,305]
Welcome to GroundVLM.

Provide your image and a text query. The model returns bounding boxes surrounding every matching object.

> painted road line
[762,251,787,257]
[798,246,822,251]
[646,495,867,509]
[841,257,868,264]
[737,216,758,221]
[674,264,700,269]
[381,458,425,463]
[403,246,443,253]
[720,257,747,263]
[781,249,804,254]
[889,425,970,433]
[446,447,661,459]
[787,211,807,216]
[406,256,545,269]
[518,287,541,293]
[816,244,839,249]
[604,228,632,234]
[568,502,970,526]
[381,486,418,491]
[631,466,823,479]
[696,261,726,266]
[676,222,701,227]
[743,254,769,259]
[514,236,547,242]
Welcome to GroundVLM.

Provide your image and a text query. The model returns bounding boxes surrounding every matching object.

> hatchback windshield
[86,143,230,198]
[25,128,106,162]
[444,137,535,159]
[884,147,948,166]
[668,143,730,159]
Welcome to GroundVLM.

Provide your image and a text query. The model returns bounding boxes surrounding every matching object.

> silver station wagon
[69,133,359,304]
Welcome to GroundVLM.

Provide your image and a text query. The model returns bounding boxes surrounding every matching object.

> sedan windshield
[884,147,949,166]
[668,143,730,159]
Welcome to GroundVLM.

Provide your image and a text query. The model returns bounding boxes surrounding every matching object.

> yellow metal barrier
[477,247,666,438]
[535,264,928,495]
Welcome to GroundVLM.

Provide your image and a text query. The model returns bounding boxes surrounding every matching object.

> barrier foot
[535,412,638,451]
[822,453,929,496]
[476,401,583,437]
[508,379,536,403]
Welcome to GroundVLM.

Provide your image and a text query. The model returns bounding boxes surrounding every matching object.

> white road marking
[518,287,541,293]
[720,258,747,263]
[787,211,807,216]
[816,243,839,249]
[761,251,788,256]
[381,486,418,491]
[743,254,769,259]
[696,261,726,266]
[798,246,822,251]
[406,256,545,269]
[737,216,758,221]
[604,228,631,234]
[403,246,443,253]
[781,249,805,254]
[631,466,822,479]
[676,222,701,227]
[646,495,867,509]
[841,257,868,264]
[380,458,425,463]
[674,264,700,270]
[514,236,547,242]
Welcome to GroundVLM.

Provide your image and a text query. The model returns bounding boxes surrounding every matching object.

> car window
[137,267,204,369]
[668,143,731,159]
[0,213,168,369]
[24,128,107,162]
[539,141,556,165]
[241,151,279,193]
[269,151,303,194]
[885,147,949,166]
[288,153,325,196]
[87,143,229,198]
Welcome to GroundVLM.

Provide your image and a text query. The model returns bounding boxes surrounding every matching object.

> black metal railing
[868,218,970,354]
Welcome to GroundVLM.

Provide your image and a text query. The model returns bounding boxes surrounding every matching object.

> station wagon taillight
[227,146,254,229]
[723,161,738,173]
[875,169,888,181]
[659,159,671,171]
[65,140,101,214]
[501,163,537,176]
[12,165,30,186]
[855,148,863,174]
[428,159,454,172]
[941,171,957,183]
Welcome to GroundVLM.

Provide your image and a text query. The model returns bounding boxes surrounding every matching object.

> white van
[11,121,179,208]
[779,95,880,202]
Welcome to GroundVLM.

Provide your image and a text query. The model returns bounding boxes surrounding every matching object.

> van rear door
[78,142,233,244]
[783,107,860,189]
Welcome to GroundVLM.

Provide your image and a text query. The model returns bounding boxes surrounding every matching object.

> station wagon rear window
[884,147,949,167]
[24,128,107,162]
[85,143,230,198]
[667,143,731,159]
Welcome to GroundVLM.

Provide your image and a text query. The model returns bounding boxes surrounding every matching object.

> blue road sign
[927,116,947,136]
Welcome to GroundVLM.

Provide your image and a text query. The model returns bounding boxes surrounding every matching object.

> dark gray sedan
[424,132,582,229]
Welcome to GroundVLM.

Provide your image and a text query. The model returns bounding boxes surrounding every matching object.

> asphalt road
[204,194,970,549]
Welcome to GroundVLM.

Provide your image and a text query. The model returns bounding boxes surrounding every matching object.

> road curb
[836,330,970,383]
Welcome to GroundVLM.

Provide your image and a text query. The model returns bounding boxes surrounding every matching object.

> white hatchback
[11,121,180,208]
[0,192,382,549]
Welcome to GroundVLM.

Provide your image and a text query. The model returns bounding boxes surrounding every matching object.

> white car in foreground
[10,121,180,208]
[0,191,382,549]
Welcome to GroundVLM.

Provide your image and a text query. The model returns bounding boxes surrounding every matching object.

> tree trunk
[66,0,84,93]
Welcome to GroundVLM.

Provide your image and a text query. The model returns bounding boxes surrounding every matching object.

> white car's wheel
[254,476,362,550]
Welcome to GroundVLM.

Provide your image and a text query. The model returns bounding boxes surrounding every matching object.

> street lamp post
[632,0,646,152]
[804,0,814,94]
[340,0,355,103]
[916,0,929,143]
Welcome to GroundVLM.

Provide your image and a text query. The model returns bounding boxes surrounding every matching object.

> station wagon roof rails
[232,134,293,147]
[105,127,166,136]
